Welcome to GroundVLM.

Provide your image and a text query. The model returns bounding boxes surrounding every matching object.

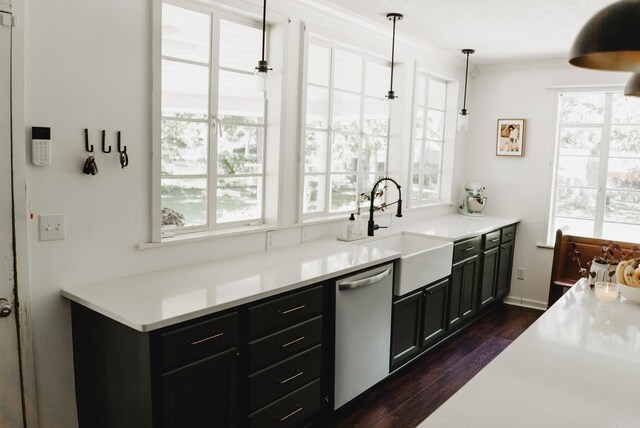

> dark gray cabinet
[497,239,515,298]
[449,255,480,329]
[390,290,422,370]
[421,278,449,349]
[479,247,499,309]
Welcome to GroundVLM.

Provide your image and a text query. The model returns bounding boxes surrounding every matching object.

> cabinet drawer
[453,236,481,262]
[248,345,322,412]
[501,225,516,243]
[248,316,323,372]
[160,312,237,369]
[248,286,323,338]
[248,379,322,428]
[483,230,501,250]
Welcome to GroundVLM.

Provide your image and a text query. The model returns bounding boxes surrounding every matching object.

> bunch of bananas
[616,259,640,288]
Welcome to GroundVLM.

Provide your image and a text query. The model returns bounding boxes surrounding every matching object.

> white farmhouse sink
[360,233,453,296]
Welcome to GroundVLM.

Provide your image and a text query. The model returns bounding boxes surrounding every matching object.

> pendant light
[458,49,474,131]
[255,0,272,93]
[569,0,640,72]
[385,13,403,112]
[625,73,640,96]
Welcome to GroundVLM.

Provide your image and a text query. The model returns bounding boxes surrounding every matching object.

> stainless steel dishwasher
[334,263,393,409]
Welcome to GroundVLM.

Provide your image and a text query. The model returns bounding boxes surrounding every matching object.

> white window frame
[408,70,448,207]
[300,33,390,219]
[547,89,640,244]
[153,0,268,240]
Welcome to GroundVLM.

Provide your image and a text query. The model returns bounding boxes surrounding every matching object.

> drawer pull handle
[505,233,513,237]
[188,331,223,346]
[279,304,306,315]
[276,406,303,422]
[279,336,305,348]
[464,246,475,252]
[489,238,499,243]
[466,261,473,265]
[278,370,304,384]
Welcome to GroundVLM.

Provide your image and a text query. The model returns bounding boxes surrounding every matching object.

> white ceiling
[317,0,618,64]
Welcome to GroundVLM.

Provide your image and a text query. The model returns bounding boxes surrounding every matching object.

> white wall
[20,0,468,426]
[465,59,628,309]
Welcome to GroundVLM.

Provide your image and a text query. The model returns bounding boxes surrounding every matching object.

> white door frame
[3,0,40,426]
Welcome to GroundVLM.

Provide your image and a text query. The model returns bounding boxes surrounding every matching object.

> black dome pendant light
[458,49,474,131]
[386,13,403,107]
[569,0,640,72]
[255,0,272,93]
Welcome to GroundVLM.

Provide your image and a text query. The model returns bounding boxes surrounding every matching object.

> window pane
[365,62,389,97]
[219,20,261,72]
[604,190,640,223]
[422,171,439,201]
[612,93,640,124]
[306,85,329,129]
[331,133,359,172]
[552,217,594,237]
[361,136,386,173]
[558,127,601,156]
[330,175,357,212]
[415,75,426,106]
[415,107,425,139]
[555,187,597,219]
[305,131,327,173]
[428,80,447,110]
[303,175,326,214]
[334,50,362,92]
[161,120,208,175]
[411,173,420,201]
[364,98,388,135]
[217,125,263,175]
[426,110,444,140]
[423,140,442,177]
[609,126,640,158]
[358,174,385,202]
[607,158,640,190]
[603,222,640,242]
[333,90,361,132]
[218,71,264,124]
[412,139,422,171]
[217,177,261,223]
[308,44,330,86]
[162,4,210,63]
[162,60,209,119]
[556,156,599,187]
[161,178,207,227]
[559,93,605,124]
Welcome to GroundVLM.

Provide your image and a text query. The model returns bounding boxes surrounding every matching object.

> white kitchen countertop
[61,214,519,332]
[420,279,640,428]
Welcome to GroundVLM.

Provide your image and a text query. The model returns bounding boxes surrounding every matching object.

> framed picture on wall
[496,119,526,157]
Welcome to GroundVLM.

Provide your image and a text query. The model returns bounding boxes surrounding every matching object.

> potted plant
[568,241,640,287]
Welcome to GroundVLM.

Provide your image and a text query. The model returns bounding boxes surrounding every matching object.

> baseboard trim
[503,296,547,311]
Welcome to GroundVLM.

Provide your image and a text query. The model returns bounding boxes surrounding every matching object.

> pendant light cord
[462,51,470,110]
[390,16,397,93]
[261,0,267,62]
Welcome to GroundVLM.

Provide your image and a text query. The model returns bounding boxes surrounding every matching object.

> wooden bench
[548,228,639,307]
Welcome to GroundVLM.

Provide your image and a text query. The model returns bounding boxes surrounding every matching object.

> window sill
[137,224,281,250]
[302,202,455,225]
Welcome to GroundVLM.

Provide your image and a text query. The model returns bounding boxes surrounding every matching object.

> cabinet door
[448,262,464,329]
[460,256,480,321]
[162,348,237,428]
[421,279,449,349]
[390,290,422,371]
[496,240,515,298]
[480,247,499,310]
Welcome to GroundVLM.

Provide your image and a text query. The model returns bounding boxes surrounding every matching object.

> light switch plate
[39,214,66,241]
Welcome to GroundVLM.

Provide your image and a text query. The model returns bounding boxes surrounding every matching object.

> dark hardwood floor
[324,304,543,428]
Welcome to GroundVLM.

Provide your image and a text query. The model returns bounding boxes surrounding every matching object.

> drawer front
[501,224,516,243]
[483,230,501,250]
[160,312,237,369]
[248,316,323,372]
[248,345,322,412]
[453,236,481,262]
[248,379,322,428]
[248,286,323,338]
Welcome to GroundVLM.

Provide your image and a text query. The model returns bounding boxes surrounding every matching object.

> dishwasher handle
[338,267,391,291]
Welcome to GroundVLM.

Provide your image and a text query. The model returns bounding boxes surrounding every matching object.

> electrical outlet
[39,214,66,241]
[266,230,275,248]
[517,267,526,280]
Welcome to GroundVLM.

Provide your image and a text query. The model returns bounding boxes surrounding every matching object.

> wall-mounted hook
[84,128,94,152]
[116,131,127,153]
[101,130,111,153]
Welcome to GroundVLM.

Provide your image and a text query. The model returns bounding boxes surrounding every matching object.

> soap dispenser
[346,213,356,240]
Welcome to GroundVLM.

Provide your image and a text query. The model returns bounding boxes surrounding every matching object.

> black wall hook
[116,131,127,154]
[84,128,94,152]
[101,130,112,153]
